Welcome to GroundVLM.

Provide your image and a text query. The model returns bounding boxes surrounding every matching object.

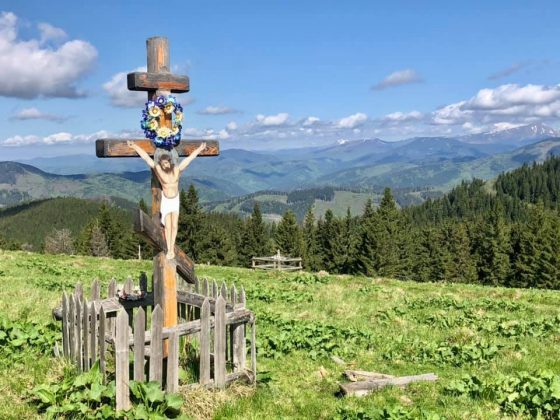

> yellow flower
[157,127,172,138]
[175,111,183,122]
[164,103,175,114]
[148,119,159,130]
[149,106,162,118]
[172,126,179,135]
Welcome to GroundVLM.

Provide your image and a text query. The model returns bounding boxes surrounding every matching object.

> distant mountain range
[3,123,560,209]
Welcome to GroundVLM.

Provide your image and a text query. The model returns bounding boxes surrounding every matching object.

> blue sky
[1,0,560,159]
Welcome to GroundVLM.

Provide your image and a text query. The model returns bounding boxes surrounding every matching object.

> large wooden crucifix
[96,36,219,335]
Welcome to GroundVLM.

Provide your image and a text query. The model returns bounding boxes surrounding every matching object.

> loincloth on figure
[160,194,179,226]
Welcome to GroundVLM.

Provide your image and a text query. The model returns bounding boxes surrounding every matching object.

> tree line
[4,155,560,290]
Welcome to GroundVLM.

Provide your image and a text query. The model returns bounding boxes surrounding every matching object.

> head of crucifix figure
[158,153,175,173]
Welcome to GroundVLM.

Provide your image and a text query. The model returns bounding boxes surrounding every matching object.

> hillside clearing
[1,250,559,419]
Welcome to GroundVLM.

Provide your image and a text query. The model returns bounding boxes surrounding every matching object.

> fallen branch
[340,373,438,397]
[344,370,394,382]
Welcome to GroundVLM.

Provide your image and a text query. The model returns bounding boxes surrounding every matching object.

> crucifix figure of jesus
[127,140,207,259]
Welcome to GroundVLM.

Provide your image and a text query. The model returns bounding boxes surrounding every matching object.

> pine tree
[275,210,302,258]
[238,202,269,266]
[177,185,205,261]
[302,206,321,271]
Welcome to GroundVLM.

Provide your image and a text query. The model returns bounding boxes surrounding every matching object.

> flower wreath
[141,95,183,150]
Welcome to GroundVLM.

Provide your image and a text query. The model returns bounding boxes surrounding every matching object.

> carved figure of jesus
[127,140,207,259]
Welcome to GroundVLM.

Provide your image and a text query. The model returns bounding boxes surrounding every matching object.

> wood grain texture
[115,310,131,410]
[98,308,106,378]
[82,298,89,371]
[134,308,146,382]
[214,296,226,388]
[127,72,189,92]
[89,303,96,370]
[75,295,82,371]
[135,210,196,284]
[340,373,438,397]
[166,331,179,393]
[199,299,211,385]
[95,139,219,158]
[149,305,163,383]
[62,293,69,358]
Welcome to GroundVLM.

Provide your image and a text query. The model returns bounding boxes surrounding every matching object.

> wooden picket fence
[57,275,256,411]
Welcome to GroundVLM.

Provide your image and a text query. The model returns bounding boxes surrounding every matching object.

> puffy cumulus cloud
[372,69,423,91]
[103,67,147,108]
[3,129,118,147]
[182,127,230,140]
[10,107,68,123]
[256,112,289,126]
[337,112,367,128]
[226,121,238,131]
[432,83,560,126]
[197,106,240,115]
[0,12,97,99]
[38,22,67,44]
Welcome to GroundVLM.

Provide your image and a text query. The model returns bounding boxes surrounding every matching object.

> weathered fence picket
[56,275,255,412]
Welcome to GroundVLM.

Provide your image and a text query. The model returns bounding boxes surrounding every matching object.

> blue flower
[156,96,166,105]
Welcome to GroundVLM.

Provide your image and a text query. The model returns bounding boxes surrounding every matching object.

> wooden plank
[220,282,227,299]
[149,305,163,383]
[176,290,234,312]
[68,296,75,360]
[127,72,189,92]
[107,308,255,346]
[135,210,197,284]
[134,308,146,382]
[89,302,96,369]
[250,320,256,381]
[214,296,226,388]
[340,373,438,397]
[230,285,237,367]
[115,310,131,411]
[96,139,220,158]
[166,331,179,393]
[194,277,200,294]
[62,292,69,358]
[203,278,209,296]
[90,280,100,301]
[98,308,106,378]
[153,252,177,356]
[75,295,82,371]
[82,298,89,371]
[74,283,83,301]
[234,287,245,372]
[124,277,133,294]
[344,370,394,382]
[212,280,218,300]
[108,279,117,340]
[199,299,211,385]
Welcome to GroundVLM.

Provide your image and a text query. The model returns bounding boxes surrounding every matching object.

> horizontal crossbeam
[96,139,219,158]
[127,72,189,93]
[134,209,197,284]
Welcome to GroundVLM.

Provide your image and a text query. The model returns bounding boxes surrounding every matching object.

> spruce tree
[275,209,302,257]
[177,185,205,261]
[302,206,321,271]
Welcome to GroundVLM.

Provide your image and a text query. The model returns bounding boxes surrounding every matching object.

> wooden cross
[96,36,219,337]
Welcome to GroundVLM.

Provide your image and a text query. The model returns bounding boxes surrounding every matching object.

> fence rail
[57,275,256,411]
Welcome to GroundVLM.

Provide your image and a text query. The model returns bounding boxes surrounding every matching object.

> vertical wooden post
[89,302,96,370]
[166,331,179,393]
[214,296,226,388]
[199,299,211,386]
[149,305,164,383]
[134,308,146,382]
[99,307,106,379]
[115,309,131,411]
[146,37,178,354]
[62,292,69,358]
[82,298,89,371]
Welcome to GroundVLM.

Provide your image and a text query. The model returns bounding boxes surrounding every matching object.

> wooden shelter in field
[252,250,303,271]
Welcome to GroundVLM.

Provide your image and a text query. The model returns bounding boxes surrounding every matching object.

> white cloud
[337,112,367,128]
[198,105,240,115]
[38,22,67,44]
[256,112,289,126]
[382,110,423,123]
[11,107,68,123]
[372,69,423,91]
[3,129,114,147]
[432,83,560,126]
[102,67,147,108]
[226,121,238,130]
[302,116,320,126]
[488,62,528,81]
[0,12,97,99]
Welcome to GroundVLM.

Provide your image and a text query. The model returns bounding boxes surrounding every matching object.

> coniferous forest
[3,156,560,290]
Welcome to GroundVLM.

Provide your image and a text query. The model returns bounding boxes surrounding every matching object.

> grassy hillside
[2,251,560,418]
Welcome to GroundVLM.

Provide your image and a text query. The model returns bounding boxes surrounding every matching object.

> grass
[1,250,559,419]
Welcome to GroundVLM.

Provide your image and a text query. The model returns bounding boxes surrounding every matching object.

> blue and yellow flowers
[141,95,183,150]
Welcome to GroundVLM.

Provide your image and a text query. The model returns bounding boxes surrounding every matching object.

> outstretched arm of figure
[178,142,206,172]
[127,140,155,169]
